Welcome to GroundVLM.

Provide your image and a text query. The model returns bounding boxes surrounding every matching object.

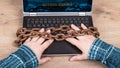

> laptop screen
[23,0,92,12]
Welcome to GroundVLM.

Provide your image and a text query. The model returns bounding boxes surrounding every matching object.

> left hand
[24,28,54,64]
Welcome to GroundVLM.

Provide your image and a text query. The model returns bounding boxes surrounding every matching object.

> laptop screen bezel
[23,0,93,13]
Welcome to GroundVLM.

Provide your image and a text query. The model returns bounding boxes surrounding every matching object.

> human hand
[66,24,96,61]
[23,28,54,64]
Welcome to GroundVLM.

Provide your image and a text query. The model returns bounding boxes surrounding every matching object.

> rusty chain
[15,25,100,45]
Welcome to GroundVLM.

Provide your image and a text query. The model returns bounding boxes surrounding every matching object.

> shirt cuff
[88,38,113,63]
[12,44,39,68]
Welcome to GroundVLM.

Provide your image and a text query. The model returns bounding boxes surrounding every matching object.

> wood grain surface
[0,0,120,68]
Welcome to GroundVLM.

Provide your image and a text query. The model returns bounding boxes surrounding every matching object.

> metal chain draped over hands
[15,25,100,45]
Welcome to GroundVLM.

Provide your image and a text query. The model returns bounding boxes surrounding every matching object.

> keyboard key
[48,21,52,23]
[24,16,91,28]
[43,21,47,23]
[41,24,46,28]
[37,24,41,27]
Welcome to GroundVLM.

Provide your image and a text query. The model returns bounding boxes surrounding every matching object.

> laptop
[22,0,93,56]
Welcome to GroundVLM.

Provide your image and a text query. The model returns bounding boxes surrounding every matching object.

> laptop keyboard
[23,16,93,28]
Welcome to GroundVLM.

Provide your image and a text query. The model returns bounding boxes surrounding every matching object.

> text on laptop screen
[23,0,92,12]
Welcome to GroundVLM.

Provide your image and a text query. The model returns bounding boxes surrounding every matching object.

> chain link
[15,25,100,45]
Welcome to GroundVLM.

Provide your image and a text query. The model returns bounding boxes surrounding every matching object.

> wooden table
[0,0,120,68]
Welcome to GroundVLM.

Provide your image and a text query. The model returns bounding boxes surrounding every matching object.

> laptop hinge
[24,12,92,16]
[79,12,86,16]
[79,12,92,16]
[86,12,92,16]
[29,13,37,16]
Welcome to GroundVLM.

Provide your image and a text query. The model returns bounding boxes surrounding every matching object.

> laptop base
[23,16,93,55]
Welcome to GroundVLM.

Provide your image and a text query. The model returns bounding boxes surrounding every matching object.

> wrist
[88,38,113,63]
[12,44,39,67]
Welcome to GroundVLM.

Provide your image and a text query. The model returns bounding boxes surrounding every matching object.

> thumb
[39,57,52,64]
[70,54,87,61]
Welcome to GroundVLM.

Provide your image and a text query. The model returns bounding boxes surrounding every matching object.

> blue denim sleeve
[88,38,120,68]
[0,44,39,68]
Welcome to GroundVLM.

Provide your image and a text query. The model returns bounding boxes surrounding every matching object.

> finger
[30,28,45,42]
[70,54,87,61]
[25,38,31,42]
[39,57,52,64]
[46,30,50,33]
[66,38,79,48]
[81,23,87,29]
[37,29,51,44]
[39,28,44,32]
[76,36,85,40]
[44,29,51,39]
[37,37,45,44]
[41,39,54,50]
[31,37,39,41]
[37,28,45,44]
[24,38,31,44]
[71,24,80,31]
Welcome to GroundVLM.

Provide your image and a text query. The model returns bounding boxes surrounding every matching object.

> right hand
[66,24,96,61]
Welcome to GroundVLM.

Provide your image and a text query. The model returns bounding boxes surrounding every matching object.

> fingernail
[71,24,75,26]
[40,28,44,32]
[81,23,84,26]
[46,30,50,33]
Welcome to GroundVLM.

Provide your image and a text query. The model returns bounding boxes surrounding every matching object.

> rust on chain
[15,25,100,44]
[55,34,67,41]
